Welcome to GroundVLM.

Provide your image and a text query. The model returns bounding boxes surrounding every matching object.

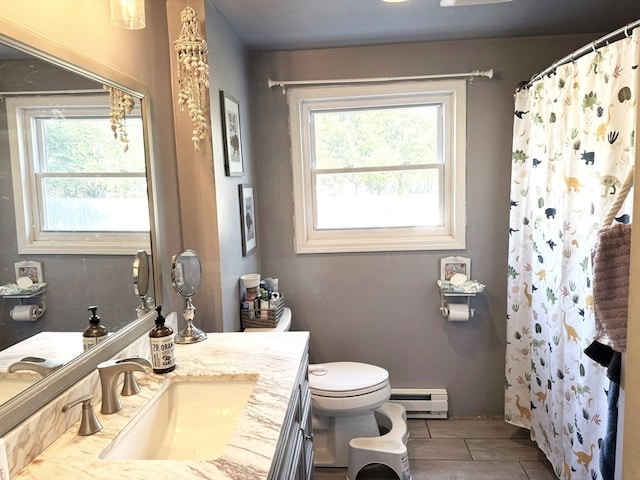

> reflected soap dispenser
[149,306,176,374]
[83,306,108,351]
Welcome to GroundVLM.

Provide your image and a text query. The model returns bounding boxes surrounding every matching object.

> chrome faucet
[97,358,151,414]
[62,394,102,436]
[8,356,63,377]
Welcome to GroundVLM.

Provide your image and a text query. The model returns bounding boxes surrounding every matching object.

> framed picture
[239,184,256,256]
[15,260,44,283]
[440,256,470,281]
[220,91,244,176]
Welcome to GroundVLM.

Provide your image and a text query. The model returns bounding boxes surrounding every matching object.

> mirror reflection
[171,249,206,344]
[0,42,154,407]
[133,250,154,317]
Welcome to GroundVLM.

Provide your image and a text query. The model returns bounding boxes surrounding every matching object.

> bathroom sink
[0,376,39,403]
[100,375,258,460]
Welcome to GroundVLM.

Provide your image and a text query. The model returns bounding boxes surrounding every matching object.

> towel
[591,223,632,352]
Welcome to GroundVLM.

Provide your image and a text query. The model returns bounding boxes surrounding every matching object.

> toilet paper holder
[439,292,474,320]
[2,285,47,321]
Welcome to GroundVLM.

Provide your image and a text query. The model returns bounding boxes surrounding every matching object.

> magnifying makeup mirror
[133,250,154,317]
[171,249,206,344]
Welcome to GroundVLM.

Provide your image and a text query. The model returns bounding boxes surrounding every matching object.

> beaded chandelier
[174,6,210,151]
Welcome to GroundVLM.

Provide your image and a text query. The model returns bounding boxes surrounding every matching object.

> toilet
[308,361,391,467]
[245,307,406,473]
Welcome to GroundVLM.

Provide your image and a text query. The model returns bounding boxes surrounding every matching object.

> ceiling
[205,0,640,51]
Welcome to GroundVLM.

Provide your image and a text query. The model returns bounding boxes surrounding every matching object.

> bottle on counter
[83,305,108,351]
[149,305,176,374]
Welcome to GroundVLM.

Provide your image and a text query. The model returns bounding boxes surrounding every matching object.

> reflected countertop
[0,332,86,404]
[9,331,310,480]
[0,332,84,371]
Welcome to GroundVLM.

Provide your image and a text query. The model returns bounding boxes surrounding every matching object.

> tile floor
[314,417,558,480]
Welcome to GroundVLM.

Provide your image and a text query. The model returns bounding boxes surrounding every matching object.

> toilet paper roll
[10,304,39,322]
[447,304,470,322]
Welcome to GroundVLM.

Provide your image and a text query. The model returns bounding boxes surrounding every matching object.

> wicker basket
[241,294,284,329]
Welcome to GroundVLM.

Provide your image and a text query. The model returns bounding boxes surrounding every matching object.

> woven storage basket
[241,294,284,329]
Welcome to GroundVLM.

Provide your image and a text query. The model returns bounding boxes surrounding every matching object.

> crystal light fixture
[110,0,145,30]
[174,6,210,151]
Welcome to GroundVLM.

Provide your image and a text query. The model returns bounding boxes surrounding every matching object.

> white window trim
[6,94,150,255]
[289,80,466,254]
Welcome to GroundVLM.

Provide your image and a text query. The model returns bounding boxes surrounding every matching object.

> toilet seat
[309,362,389,397]
[309,362,391,416]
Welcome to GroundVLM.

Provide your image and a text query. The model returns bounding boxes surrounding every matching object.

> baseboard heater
[389,388,448,419]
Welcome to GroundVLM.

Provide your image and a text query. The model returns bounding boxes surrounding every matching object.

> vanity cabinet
[272,345,313,480]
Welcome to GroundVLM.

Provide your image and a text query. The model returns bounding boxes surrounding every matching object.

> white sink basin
[0,376,39,404]
[100,375,258,460]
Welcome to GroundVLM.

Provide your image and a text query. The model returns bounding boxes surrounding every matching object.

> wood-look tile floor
[314,418,557,480]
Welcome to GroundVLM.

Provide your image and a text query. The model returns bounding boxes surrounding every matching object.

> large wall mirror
[0,33,160,436]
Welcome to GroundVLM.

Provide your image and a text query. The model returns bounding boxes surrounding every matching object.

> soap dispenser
[149,306,176,373]
[83,306,108,351]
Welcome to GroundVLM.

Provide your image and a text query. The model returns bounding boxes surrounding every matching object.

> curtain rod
[524,19,639,89]
[268,68,493,93]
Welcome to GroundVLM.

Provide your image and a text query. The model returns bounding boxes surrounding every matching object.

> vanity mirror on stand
[171,249,206,344]
[133,250,154,318]
[0,24,161,437]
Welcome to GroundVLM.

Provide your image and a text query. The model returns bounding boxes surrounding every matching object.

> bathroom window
[289,80,466,253]
[6,94,150,255]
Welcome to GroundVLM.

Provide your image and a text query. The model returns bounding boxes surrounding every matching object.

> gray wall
[206,4,261,332]
[169,2,261,334]
[248,34,597,416]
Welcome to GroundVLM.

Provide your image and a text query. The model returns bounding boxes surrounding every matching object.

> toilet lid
[308,362,389,397]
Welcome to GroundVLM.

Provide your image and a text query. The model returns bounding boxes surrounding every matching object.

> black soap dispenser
[83,305,108,351]
[149,306,176,373]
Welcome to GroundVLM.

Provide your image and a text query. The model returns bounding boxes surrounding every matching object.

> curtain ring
[591,41,597,54]
[624,23,630,38]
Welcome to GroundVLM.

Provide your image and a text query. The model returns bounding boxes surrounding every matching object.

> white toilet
[244,307,393,467]
[308,361,391,467]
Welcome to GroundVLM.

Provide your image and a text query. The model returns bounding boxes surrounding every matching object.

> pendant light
[110,0,145,30]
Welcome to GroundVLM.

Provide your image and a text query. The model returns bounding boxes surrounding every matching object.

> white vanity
[5,330,312,480]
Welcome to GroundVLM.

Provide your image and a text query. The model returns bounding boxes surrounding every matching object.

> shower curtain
[505,29,639,479]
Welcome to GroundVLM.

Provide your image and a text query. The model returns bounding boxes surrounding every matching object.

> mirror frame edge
[0,20,163,436]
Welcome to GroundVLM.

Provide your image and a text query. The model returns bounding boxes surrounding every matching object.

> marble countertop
[11,331,310,480]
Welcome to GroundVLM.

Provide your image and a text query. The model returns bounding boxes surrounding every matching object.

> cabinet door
[278,386,302,480]
[273,344,313,480]
[299,373,314,479]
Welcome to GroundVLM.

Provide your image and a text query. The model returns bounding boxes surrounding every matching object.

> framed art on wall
[440,256,470,281]
[220,91,244,176]
[239,184,256,256]
[14,260,44,283]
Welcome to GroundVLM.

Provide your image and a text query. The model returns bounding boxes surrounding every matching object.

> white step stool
[347,402,412,480]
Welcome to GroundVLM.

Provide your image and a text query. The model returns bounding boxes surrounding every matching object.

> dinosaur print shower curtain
[505,30,638,479]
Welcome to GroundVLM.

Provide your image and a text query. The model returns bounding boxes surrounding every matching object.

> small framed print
[440,256,470,281]
[239,184,256,256]
[15,260,44,283]
[220,91,244,176]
